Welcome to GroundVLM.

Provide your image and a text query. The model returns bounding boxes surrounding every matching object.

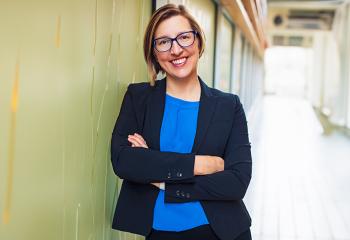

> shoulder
[127,81,152,94]
[208,88,246,123]
[209,87,242,108]
[126,81,154,99]
[125,81,154,110]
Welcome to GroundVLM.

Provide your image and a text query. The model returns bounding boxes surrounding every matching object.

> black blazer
[111,76,252,240]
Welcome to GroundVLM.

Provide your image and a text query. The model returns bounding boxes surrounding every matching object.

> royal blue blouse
[152,93,209,231]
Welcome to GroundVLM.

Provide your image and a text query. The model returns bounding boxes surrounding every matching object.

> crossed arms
[111,86,252,203]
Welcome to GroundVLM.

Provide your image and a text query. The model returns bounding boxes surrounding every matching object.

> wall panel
[214,9,234,93]
[0,1,151,240]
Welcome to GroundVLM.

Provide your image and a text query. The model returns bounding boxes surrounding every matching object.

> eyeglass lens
[154,31,195,52]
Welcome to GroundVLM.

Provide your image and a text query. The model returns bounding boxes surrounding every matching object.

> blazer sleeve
[111,84,196,184]
[164,95,252,202]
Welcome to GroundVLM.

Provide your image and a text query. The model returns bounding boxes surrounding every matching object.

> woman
[111,4,252,240]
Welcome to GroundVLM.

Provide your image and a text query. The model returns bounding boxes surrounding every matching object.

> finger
[130,135,148,147]
[128,135,144,146]
[133,133,147,144]
[134,133,145,142]
[128,138,141,147]
[128,136,148,148]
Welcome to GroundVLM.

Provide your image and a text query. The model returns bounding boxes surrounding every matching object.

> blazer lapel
[148,78,166,151]
[148,76,218,153]
[191,77,218,153]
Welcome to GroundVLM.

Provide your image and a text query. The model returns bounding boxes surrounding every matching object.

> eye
[179,34,191,40]
[157,39,171,45]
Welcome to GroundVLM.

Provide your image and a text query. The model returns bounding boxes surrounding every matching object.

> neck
[165,74,201,101]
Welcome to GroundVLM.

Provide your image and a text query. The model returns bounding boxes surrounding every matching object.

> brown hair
[143,4,206,86]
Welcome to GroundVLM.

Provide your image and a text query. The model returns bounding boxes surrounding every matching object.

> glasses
[153,30,198,52]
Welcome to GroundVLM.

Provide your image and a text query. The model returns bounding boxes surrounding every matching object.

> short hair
[143,4,206,86]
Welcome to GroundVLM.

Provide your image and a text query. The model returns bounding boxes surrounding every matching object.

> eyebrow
[154,30,193,40]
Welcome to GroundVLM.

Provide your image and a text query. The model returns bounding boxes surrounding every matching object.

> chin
[166,68,196,80]
[169,71,196,81]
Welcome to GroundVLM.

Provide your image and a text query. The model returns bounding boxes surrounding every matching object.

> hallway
[2,1,350,239]
[245,95,350,240]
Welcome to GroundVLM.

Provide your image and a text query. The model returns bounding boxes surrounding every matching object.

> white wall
[309,12,350,128]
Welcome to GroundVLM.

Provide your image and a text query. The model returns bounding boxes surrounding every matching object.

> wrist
[194,155,198,175]
[194,155,203,175]
[159,182,165,190]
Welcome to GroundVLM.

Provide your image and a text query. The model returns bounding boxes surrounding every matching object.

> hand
[151,182,165,190]
[194,155,224,175]
[128,133,148,148]
[151,182,160,188]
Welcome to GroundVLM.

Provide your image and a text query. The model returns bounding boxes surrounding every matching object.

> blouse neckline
[165,93,200,107]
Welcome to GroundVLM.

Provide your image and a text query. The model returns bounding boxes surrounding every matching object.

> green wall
[0,0,150,239]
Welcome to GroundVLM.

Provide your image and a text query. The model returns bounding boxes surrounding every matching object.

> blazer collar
[149,76,218,153]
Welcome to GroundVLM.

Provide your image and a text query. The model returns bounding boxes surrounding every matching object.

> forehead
[154,15,192,38]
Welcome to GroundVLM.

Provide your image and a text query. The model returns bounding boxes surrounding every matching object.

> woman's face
[153,15,200,82]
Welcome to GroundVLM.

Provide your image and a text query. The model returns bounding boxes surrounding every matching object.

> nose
[170,40,183,55]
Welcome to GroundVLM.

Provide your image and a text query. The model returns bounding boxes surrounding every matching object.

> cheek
[157,55,168,62]
[189,43,200,59]
[157,58,168,70]
[189,49,200,64]
[154,52,169,64]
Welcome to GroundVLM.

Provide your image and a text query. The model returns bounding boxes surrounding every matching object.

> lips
[170,57,187,67]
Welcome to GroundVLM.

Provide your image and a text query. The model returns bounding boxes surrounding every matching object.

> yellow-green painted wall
[0,1,150,239]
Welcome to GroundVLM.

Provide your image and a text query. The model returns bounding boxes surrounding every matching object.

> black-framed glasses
[153,30,198,52]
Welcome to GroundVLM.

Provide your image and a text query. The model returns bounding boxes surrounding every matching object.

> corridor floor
[244,95,350,240]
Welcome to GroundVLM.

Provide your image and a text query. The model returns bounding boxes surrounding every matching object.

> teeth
[172,58,186,65]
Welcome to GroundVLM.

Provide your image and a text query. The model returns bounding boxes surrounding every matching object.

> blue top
[152,93,209,231]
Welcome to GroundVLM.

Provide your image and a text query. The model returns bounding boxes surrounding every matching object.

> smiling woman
[154,15,199,88]
[151,14,201,99]
[110,4,252,240]
[143,5,205,88]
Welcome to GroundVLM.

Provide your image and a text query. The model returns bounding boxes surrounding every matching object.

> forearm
[164,162,251,203]
[111,144,196,183]
[151,155,225,190]
[112,134,224,184]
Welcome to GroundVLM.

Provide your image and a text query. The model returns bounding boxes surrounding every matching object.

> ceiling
[266,0,346,46]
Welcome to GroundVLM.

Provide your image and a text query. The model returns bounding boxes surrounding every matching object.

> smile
[171,57,187,67]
